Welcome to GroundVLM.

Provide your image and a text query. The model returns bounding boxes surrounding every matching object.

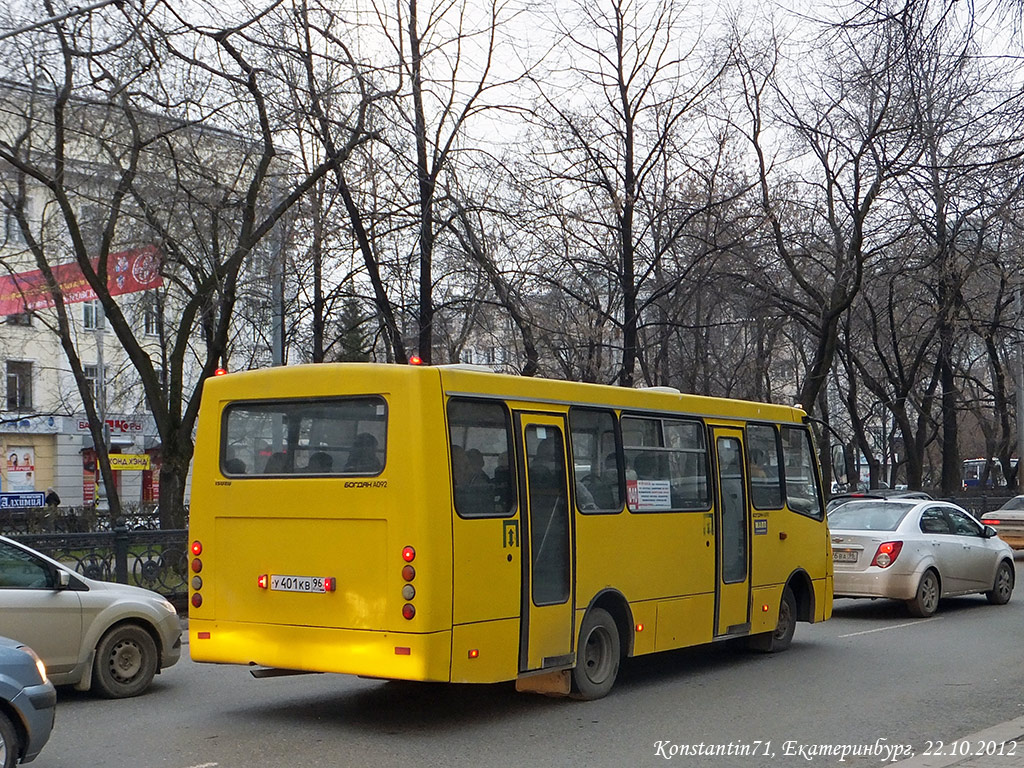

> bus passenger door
[713,429,751,636]
[516,414,575,672]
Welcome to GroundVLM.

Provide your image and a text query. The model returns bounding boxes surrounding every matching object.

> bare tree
[0,0,379,526]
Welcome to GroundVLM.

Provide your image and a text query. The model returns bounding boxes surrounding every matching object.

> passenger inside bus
[451,445,496,516]
[263,452,289,474]
[583,452,620,510]
[307,451,333,473]
[346,433,381,473]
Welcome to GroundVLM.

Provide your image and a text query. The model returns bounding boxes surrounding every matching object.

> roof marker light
[409,355,423,365]
[214,367,228,376]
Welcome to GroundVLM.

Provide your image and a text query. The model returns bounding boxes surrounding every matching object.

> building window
[3,209,26,246]
[83,299,104,331]
[6,361,33,411]
[143,297,160,337]
[5,313,32,326]
[142,367,164,412]
[84,364,102,404]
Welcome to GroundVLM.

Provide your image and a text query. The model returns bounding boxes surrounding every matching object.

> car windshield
[828,501,911,531]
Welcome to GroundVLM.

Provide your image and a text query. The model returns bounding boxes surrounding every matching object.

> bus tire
[748,586,796,653]
[570,607,620,700]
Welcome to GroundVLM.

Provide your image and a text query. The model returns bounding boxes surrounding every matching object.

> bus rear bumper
[189,619,453,682]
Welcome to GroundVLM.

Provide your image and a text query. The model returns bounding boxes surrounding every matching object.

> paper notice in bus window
[626,479,672,511]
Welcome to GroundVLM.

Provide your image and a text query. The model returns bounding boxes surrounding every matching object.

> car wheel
[907,570,940,618]
[570,607,620,700]
[0,710,19,768]
[986,560,1015,605]
[749,585,797,652]
[92,623,158,698]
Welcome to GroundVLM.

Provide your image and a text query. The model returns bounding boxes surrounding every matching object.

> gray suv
[0,535,181,698]
[0,636,55,767]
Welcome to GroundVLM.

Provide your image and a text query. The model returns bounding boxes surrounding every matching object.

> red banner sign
[0,246,162,316]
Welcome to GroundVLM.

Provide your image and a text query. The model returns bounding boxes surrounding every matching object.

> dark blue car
[0,636,55,767]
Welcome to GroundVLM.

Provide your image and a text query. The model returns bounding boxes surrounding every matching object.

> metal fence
[0,493,1013,607]
[2,506,187,605]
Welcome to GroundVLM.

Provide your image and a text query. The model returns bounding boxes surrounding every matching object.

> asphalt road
[35,555,1024,768]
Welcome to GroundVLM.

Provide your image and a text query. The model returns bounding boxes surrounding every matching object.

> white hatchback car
[829,499,1015,617]
[0,534,181,698]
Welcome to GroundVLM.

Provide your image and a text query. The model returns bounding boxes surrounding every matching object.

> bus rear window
[221,397,387,476]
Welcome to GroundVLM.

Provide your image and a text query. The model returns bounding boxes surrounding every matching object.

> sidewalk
[894,715,1024,767]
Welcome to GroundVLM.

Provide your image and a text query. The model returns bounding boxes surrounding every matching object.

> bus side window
[746,424,783,509]
[569,408,623,514]
[781,426,823,518]
[448,398,516,518]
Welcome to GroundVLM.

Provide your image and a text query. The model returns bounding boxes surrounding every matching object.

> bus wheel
[570,607,620,700]
[749,586,796,653]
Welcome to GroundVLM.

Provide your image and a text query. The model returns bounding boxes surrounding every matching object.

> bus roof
[203,362,807,424]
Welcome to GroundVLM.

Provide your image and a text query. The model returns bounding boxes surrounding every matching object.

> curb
[895,716,1024,767]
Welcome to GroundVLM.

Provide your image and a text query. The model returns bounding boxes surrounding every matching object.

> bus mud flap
[515,669,570,696]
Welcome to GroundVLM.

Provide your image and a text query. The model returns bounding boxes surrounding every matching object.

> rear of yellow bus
[188,363,456,682]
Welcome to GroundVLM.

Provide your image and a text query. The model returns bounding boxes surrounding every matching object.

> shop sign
[109,454,151,471]
[0,492,45,508]
[75,416,146,436]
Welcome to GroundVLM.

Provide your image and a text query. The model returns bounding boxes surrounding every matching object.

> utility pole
[1016,286,1024,491]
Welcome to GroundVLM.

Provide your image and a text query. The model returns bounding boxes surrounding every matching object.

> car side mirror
[56,569,71,589]
[983,525,998,538]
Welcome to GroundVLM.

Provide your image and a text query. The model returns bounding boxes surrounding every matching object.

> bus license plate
[270,575,330,593]
[833,550,858,563]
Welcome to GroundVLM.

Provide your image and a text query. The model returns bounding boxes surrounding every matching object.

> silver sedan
[829,499,1015,617]
[0,535,181,698]
[981,495,1024,550]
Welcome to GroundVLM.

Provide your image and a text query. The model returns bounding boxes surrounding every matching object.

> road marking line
[838,617,942,637]
[183,763,218,768]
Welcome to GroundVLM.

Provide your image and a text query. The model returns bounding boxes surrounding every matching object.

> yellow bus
[188,363,832,699]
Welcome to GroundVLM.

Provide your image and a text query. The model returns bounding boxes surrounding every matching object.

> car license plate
[270,574,331,593]
[833,550,858,563]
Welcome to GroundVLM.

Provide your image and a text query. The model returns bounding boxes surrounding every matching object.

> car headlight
[20,645,48,685]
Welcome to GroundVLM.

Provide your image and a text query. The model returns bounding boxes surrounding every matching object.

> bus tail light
[401,546,417,619]
[190,540,204,611]
[257,574,269,589]
[871,541,903,569]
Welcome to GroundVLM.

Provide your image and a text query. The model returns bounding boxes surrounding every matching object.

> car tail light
[871,541,903,568]
[985,519,1001,526]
